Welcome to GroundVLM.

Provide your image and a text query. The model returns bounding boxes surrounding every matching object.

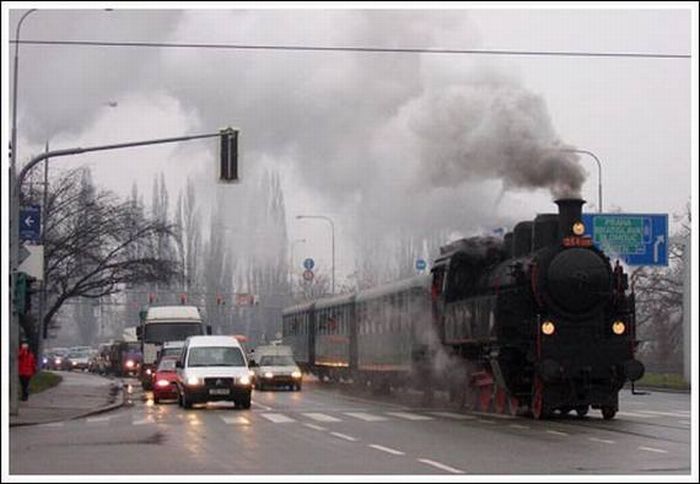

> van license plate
[209,389,230,395]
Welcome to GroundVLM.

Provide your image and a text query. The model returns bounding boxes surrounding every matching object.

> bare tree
[21,167,181,346]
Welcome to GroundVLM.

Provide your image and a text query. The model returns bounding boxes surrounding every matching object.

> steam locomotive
[282,198,645,419]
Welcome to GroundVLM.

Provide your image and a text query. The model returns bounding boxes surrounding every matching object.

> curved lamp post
[559,148,603,213]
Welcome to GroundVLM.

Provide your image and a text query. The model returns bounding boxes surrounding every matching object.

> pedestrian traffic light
[219,127,239,182]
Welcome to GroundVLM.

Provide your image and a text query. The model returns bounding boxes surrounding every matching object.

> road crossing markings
[302,412,342,423]
[133,416,155,426]
[589,437,615,445]
[509,424,530,430]
[303,423,327,432]
[368,444,405,456]
[221,416,251,425]
[344,412,388,422]
[386,412,433,421]
[330,432,358,442]
[86,416,111,424]
[546,430,569,437]
[616,411,656,419]
[639,446,668,454]
[428,411,476,420]
[260,413,296,423]
[417,458,465,474]
[638,410,691,418]
[252,400,273,411]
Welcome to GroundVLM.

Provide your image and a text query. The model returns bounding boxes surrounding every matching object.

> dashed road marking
[639,446,668,454]
[303,412,342,423]
[260,413,295,423]
[252,400,273,411]
[428,411,476,420]
[589,437,615,444]
[616,411,656,419]
[303,423,327,431]
[221,416,251,425]
[509,424,530,430]
[417,458,465,474]
[546,430,569,437]
[368,444,405,456]
[344,412,388,422]
[386,411,433,421]
[330,431,358,442]
[86,416,111,424]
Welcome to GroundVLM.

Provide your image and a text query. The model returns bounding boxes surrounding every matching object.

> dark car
[152,357,179,404]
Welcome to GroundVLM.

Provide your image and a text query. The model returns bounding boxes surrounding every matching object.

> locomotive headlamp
[612,321,626,335]
[572,221,585,236]
[541,321,556,336]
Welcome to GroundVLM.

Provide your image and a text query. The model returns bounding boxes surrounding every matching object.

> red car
[152,357,179,404]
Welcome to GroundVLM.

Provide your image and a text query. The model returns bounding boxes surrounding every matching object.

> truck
[137,305,210,389]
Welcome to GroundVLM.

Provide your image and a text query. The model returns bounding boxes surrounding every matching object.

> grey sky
[4,5,695,283]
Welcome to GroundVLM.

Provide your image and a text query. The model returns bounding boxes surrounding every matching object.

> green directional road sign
[581,213,668,266]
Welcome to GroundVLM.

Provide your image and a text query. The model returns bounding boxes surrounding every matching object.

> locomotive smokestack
[555,198,586,238]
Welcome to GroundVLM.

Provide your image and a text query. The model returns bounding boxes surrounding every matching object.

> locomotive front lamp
[541,321,556,335]
[572,222,585,236]
[612,321,626,335]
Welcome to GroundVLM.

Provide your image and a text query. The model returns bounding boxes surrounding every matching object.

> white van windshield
[187,347,245,367]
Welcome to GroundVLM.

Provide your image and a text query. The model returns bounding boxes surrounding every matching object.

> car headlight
[72,361,77,366]
[264,371,274,379]
[125,360,135,368]
[186,376,202,386]
[42,358,48,364]
[238,375,251,386]
[145,368,152,375]
[156,379,171,387]
[292,371,302,379]
[55,358,62,364]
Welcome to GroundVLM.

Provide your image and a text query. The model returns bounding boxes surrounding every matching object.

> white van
[175,336,253,409]
[250,345,302,391]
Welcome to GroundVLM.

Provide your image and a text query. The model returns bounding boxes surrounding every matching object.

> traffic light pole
[10,131,223,415]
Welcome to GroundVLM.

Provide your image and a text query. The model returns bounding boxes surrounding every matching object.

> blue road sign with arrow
[416,259,427,271]
[303,258,315,270]
[581,213,668,266]
[20,205,41,242]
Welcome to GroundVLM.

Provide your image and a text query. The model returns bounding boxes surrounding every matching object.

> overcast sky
[3,4,696,284]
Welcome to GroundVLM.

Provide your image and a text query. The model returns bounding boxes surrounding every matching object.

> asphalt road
[10,376,692,475]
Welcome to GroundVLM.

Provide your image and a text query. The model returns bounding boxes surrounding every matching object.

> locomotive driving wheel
[601,406,617,420]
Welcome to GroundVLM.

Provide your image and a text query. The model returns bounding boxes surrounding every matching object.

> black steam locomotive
[282,198,645,419]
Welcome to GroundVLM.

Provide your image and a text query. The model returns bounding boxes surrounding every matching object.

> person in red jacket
[18,341,36,401]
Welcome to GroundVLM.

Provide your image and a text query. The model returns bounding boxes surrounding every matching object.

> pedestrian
[18,341,36,401]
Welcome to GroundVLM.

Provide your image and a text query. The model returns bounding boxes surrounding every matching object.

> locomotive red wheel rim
[479,385,493,412]
[494,387,506,414]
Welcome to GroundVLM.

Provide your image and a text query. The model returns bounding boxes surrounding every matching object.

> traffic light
[219,127,239,182]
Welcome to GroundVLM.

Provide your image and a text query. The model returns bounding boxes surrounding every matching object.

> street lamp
[559,148,603,213]
[296,215,335,295]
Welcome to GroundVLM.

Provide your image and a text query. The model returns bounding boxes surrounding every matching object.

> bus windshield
[144,323,204,343]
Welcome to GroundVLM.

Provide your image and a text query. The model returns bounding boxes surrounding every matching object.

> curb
[9,382,126,428]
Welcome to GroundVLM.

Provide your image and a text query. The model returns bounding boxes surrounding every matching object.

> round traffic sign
[303,258,315,270]
[416,259,427,271]
[302,270,314,281]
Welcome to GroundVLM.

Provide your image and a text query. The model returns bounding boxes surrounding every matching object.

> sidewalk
[9,371,125,427]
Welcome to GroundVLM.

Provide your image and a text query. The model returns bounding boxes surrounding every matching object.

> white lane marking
[678,420,691,426]
[133,417,155,426]
[221,416,250,425]
[639,410,691,418]
[368,444,405,456]
[260,413,295,423]
[302,412,342,423]
[330,431,358,442]
[589,437,615,444]
[86,416,111,423]
[303,423,327,431]
[252,400,273,411]
[428,411,476,420]
[344,412,388,422]
[386,411,433,421]
[509,424,530,430]
[41,422,65,427]
[417,458,465,474]
[476,418,496,424]
[616,411,656,419]
[546,430,569,437]
[639,446,668,454]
